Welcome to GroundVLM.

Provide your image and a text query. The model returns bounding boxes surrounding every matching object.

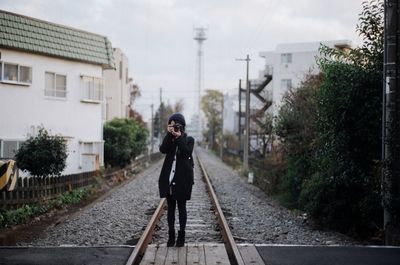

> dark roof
[0,10,115,68]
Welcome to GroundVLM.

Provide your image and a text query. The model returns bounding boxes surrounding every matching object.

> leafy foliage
[153,100,184,138]
[103,118,148,168]
[201,89,223,150]
[0,187,90,227]
[300,62,382,235]
[272,0,384,237]
[275,74,322,208]
[299,0,384,235]
[253,113,274,157]
[15,128,67,177]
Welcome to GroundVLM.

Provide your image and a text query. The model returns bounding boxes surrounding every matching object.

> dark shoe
[176,230,185,247]
[167,230,175,247]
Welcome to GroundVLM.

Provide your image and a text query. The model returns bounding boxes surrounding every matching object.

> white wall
[259,40,351,116]
[103,48,131,121]
[0,49,104,175]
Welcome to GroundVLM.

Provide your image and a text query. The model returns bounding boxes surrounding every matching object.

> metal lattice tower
[193,27,207,141]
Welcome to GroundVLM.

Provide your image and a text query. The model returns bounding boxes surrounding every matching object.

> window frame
[80,75,104,103]
[0,61,32,86]
[0,139,25,159]
[44,71,68,99]
[281,79,292,90]
[281,53,293,64]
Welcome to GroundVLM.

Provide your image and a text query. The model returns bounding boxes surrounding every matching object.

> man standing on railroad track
[158,113,195,247]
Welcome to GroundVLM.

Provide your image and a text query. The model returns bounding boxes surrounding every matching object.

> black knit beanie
[168,113,186,126]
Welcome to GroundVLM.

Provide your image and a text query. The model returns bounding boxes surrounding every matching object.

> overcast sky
[1,0,365,122]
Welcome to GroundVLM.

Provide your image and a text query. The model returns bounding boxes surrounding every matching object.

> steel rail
[196,151,245,265]
[126,151,244,265]
[125,198,166,265]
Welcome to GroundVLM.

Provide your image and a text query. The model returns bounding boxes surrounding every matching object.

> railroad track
[125,150,245,265]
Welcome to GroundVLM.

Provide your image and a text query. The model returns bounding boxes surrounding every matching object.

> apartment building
[0,10,114,174]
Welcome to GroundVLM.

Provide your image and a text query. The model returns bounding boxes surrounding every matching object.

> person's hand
[171,129,181,138]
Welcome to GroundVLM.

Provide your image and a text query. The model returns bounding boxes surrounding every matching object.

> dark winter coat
[158,132,194,201]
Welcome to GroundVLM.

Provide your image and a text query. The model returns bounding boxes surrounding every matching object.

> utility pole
[238,79,242,156]
[159,87,163,106]
[236,55,251,171]
[194,27,208,142]
[383,0,400,244]
[159,87,163,144]
[150,103,154,156]
[220,96,224,159]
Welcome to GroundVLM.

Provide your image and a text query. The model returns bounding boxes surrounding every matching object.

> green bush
[275,74,321,208]
[0,187,90,227]
[300,60,383,236]
[299,0,384,235]
[0,204,46,227]
[15,128,67,177]
[104,118,148,168]
[273,0,384,237]
[58,188,89,205]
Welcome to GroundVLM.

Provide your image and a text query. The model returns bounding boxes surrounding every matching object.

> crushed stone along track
[196,148,357,246]
[19,160,163,246]
[17,147,356,249]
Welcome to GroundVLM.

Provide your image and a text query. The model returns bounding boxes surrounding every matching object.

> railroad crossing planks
[139,243,232,265]
[203,244,230,265]
[186,243,206,265]
[139,244,157,265]
[238,244,265,265]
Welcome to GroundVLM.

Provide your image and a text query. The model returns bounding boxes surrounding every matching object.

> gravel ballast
[196,148,356,245]
[22,161,162,246]
[21,148,356,246]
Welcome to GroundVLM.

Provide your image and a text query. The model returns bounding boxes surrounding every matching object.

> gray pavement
[256,245,400,265]
[0,246,133,265]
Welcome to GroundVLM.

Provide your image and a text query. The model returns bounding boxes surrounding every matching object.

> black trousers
[166,194,187,232]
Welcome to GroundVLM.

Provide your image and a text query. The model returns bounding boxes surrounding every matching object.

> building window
[79,141,104,171]
[281,53,292,64]
[4,63,17,81]
[0,62,32,84]
[281,79,292,90]
[81,76,103,102]
[45,72,67,98]
[0,140,25,159]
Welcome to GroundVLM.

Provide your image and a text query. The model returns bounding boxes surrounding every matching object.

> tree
[275,73,322,208]
[15,128,67,177]
[252,113,274,157]
[201,89,223,150]
[154,100,184,139]
[103,118,148,168]
[128,81,145,124]
[300,0,384,236]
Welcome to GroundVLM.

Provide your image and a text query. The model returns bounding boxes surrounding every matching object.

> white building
[103,48,132,121]
[222,40,351,153]
[0,10,114,174]
[259,40,351,116]
[224,40,353,131]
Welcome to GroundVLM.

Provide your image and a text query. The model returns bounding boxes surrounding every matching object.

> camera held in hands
[173,124,182,132]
